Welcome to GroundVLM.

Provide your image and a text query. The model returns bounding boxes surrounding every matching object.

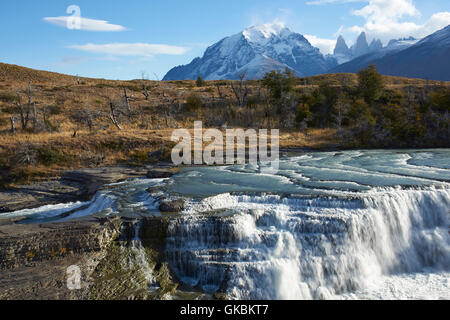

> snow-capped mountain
[332,32,384,64]
[333,35,352,64]
[369,39,383,52]
[351,32,371,58]
[330,36,417,74]
[386,37,418,50]
[163,23,338,80]
[330,25,450,81]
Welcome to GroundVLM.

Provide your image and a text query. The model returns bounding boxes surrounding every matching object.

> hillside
[0,62,448,188]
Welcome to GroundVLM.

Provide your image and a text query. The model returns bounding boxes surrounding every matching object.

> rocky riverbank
[0,163,184,300]
[0,164,179,213]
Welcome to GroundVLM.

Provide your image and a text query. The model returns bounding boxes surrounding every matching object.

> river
[3,149,450,300]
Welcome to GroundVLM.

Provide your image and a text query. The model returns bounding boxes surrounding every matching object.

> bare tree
[15,82,34,130]
[70,108,102,136]
[141,72,151,100]
[231,72,249,107]
[122,87,132,114]
[109,101,123,130]
[215,82,224,99]
[261,86,272,129]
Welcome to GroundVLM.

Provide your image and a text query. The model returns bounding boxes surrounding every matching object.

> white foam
[167,187,450,299]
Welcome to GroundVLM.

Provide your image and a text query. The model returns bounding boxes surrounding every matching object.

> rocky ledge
[0,163,182,300]
[0,216,208,300]
[0,217,121,299]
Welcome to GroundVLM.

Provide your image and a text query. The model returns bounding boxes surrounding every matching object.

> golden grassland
[0,62,448,187]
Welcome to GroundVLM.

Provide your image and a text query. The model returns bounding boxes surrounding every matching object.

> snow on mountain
[333,35,352,64]
[330,25,450,81]
[369,39,383,52]
[242,23,292,46]
[331,32,384,64]
[387,37,418,50]
[163,23,338,81]
[351,32,370,58]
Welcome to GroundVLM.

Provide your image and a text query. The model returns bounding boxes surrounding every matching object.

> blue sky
[0,0,449,80]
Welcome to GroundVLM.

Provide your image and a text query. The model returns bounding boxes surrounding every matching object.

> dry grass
[0,62,448,187]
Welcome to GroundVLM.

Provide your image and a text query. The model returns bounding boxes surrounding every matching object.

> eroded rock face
[0,218,121,270]
[0,215,210,300]
[0,218,121,300]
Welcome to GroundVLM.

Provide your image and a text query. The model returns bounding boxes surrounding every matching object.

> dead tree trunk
[32,102,38,131]
[10,116,16,135]
[16,94,30,130]
[215,83,224,99]
[109,102,122,130]
[122,87,131,113]
[141,73,150,100]
[26,83,34,127]
[231,72,249,107]
[263,88,272,130]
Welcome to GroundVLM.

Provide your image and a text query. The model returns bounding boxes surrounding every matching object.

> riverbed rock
[0,166,150,214]
[146,167,179,179]
[159,199,185,213]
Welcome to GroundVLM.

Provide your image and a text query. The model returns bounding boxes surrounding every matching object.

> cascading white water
[165,188,450,300]
[127,221,156,287]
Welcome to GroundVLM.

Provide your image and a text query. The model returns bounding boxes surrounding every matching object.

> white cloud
[306,0,362,5]
[68,43,189,57]
[304,35,337,54]
[352,0,420,24]
[341,0,450,43]
[44,16,126,32]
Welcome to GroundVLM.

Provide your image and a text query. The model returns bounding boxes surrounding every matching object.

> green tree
[429,88,450,112]
[262,68,296,102]
[358,64,384,105]
[296,102,312,124]
[196,76,205,87]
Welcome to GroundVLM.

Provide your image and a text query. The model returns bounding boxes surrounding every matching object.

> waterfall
[165,188,450,299]
[118,221,157,291]
[129,221,156,287]
[2,150,448,299]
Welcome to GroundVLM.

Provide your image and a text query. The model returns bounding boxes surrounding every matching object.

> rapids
[2,149,449,299]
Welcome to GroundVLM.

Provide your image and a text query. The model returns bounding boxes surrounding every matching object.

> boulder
[159,199,185,213]
[146,168,178,179]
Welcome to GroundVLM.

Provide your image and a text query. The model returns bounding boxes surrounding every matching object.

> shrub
[12,144,38,167]
[185,93,203,111]
[0,93,17,103]
[37,147,70,166]
[296,103,312,123]
[129,150,150,165]
[429,88,450,112]
[1,106,17,114]
[46,105,63,116]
